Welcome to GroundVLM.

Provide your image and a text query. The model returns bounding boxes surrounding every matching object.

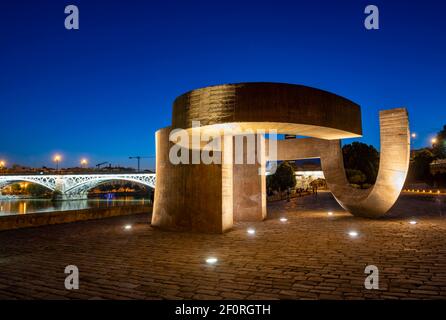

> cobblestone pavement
[0,192,445,300]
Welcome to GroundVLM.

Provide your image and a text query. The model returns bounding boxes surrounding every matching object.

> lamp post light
[81,158,88,169]
[410,132,417,153]
[53,154,62,172]
[0,160,5,172]
[431,138,438,145]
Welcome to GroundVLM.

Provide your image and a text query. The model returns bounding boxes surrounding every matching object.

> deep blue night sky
[1,0,445,170]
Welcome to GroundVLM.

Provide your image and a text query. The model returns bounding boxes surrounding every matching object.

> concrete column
[152,127,234,233]
[233,134,266,221]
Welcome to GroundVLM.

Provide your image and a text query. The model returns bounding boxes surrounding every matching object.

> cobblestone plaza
[1,192,445,300]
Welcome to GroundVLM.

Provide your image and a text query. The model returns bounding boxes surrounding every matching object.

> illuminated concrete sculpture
[152,83,410,233]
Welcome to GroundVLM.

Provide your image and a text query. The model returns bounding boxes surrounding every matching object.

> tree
[409,149,434,184]
[26,183,49,197]
[432,125,446,159]
[267,161,296,192]
[346,169,367,185]
[342,142,379,185]
[10,183,22,193]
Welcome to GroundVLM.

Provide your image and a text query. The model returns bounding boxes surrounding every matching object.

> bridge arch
[0,174,156,200]
[64,176,155,196]
[0,177,56,192]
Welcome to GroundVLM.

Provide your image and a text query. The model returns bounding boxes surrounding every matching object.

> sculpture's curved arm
[322,108,410,218]
[270,108,410,218]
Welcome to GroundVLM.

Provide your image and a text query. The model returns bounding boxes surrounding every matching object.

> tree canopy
[267,161,296,192]
[408,149,435,184]
[342,142,379,185]
[432,125,446,159]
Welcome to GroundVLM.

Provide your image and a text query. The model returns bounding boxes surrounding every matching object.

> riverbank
[0,204,151,231]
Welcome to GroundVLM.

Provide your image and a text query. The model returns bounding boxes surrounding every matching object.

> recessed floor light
[328,211,334,216]
[124,225,132,230]
[348,231,358,238]
[409,220,417,225]
[279,217,288,222]
[206,257,218,265]
[247,228,256,235]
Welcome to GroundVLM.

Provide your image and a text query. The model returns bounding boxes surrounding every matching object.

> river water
[0,196,150,216]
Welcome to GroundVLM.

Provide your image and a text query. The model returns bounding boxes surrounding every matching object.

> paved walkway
[0,192,445,299]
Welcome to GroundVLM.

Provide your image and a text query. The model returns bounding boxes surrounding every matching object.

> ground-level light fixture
[279,217,288,222]
[247,228,256,235]
[328,211,334,216]
[124,224,132,230]
[409,220,417,225]
[205,257,218,265]
[348,231,359,238]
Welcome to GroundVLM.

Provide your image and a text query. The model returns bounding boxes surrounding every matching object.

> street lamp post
[81,158,88,169]
[410,132,417,152]
[0,160,5,172]
[54,154,61,173]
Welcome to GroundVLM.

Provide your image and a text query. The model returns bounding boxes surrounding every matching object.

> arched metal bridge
[0,173,156,200]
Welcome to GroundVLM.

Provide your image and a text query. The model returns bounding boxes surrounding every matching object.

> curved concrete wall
[152,127,234,233]
[269,108,410,218]
[172,83,362,140]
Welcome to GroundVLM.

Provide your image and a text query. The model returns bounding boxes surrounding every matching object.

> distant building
[410,147,431,160]
[295,170,325,189]
[430,159,446,175]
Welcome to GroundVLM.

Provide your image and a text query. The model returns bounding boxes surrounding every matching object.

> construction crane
[129,156,154,172]
[95,162,109,170]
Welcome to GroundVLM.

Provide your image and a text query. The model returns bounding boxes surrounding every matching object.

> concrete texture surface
[152,127,233,233]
